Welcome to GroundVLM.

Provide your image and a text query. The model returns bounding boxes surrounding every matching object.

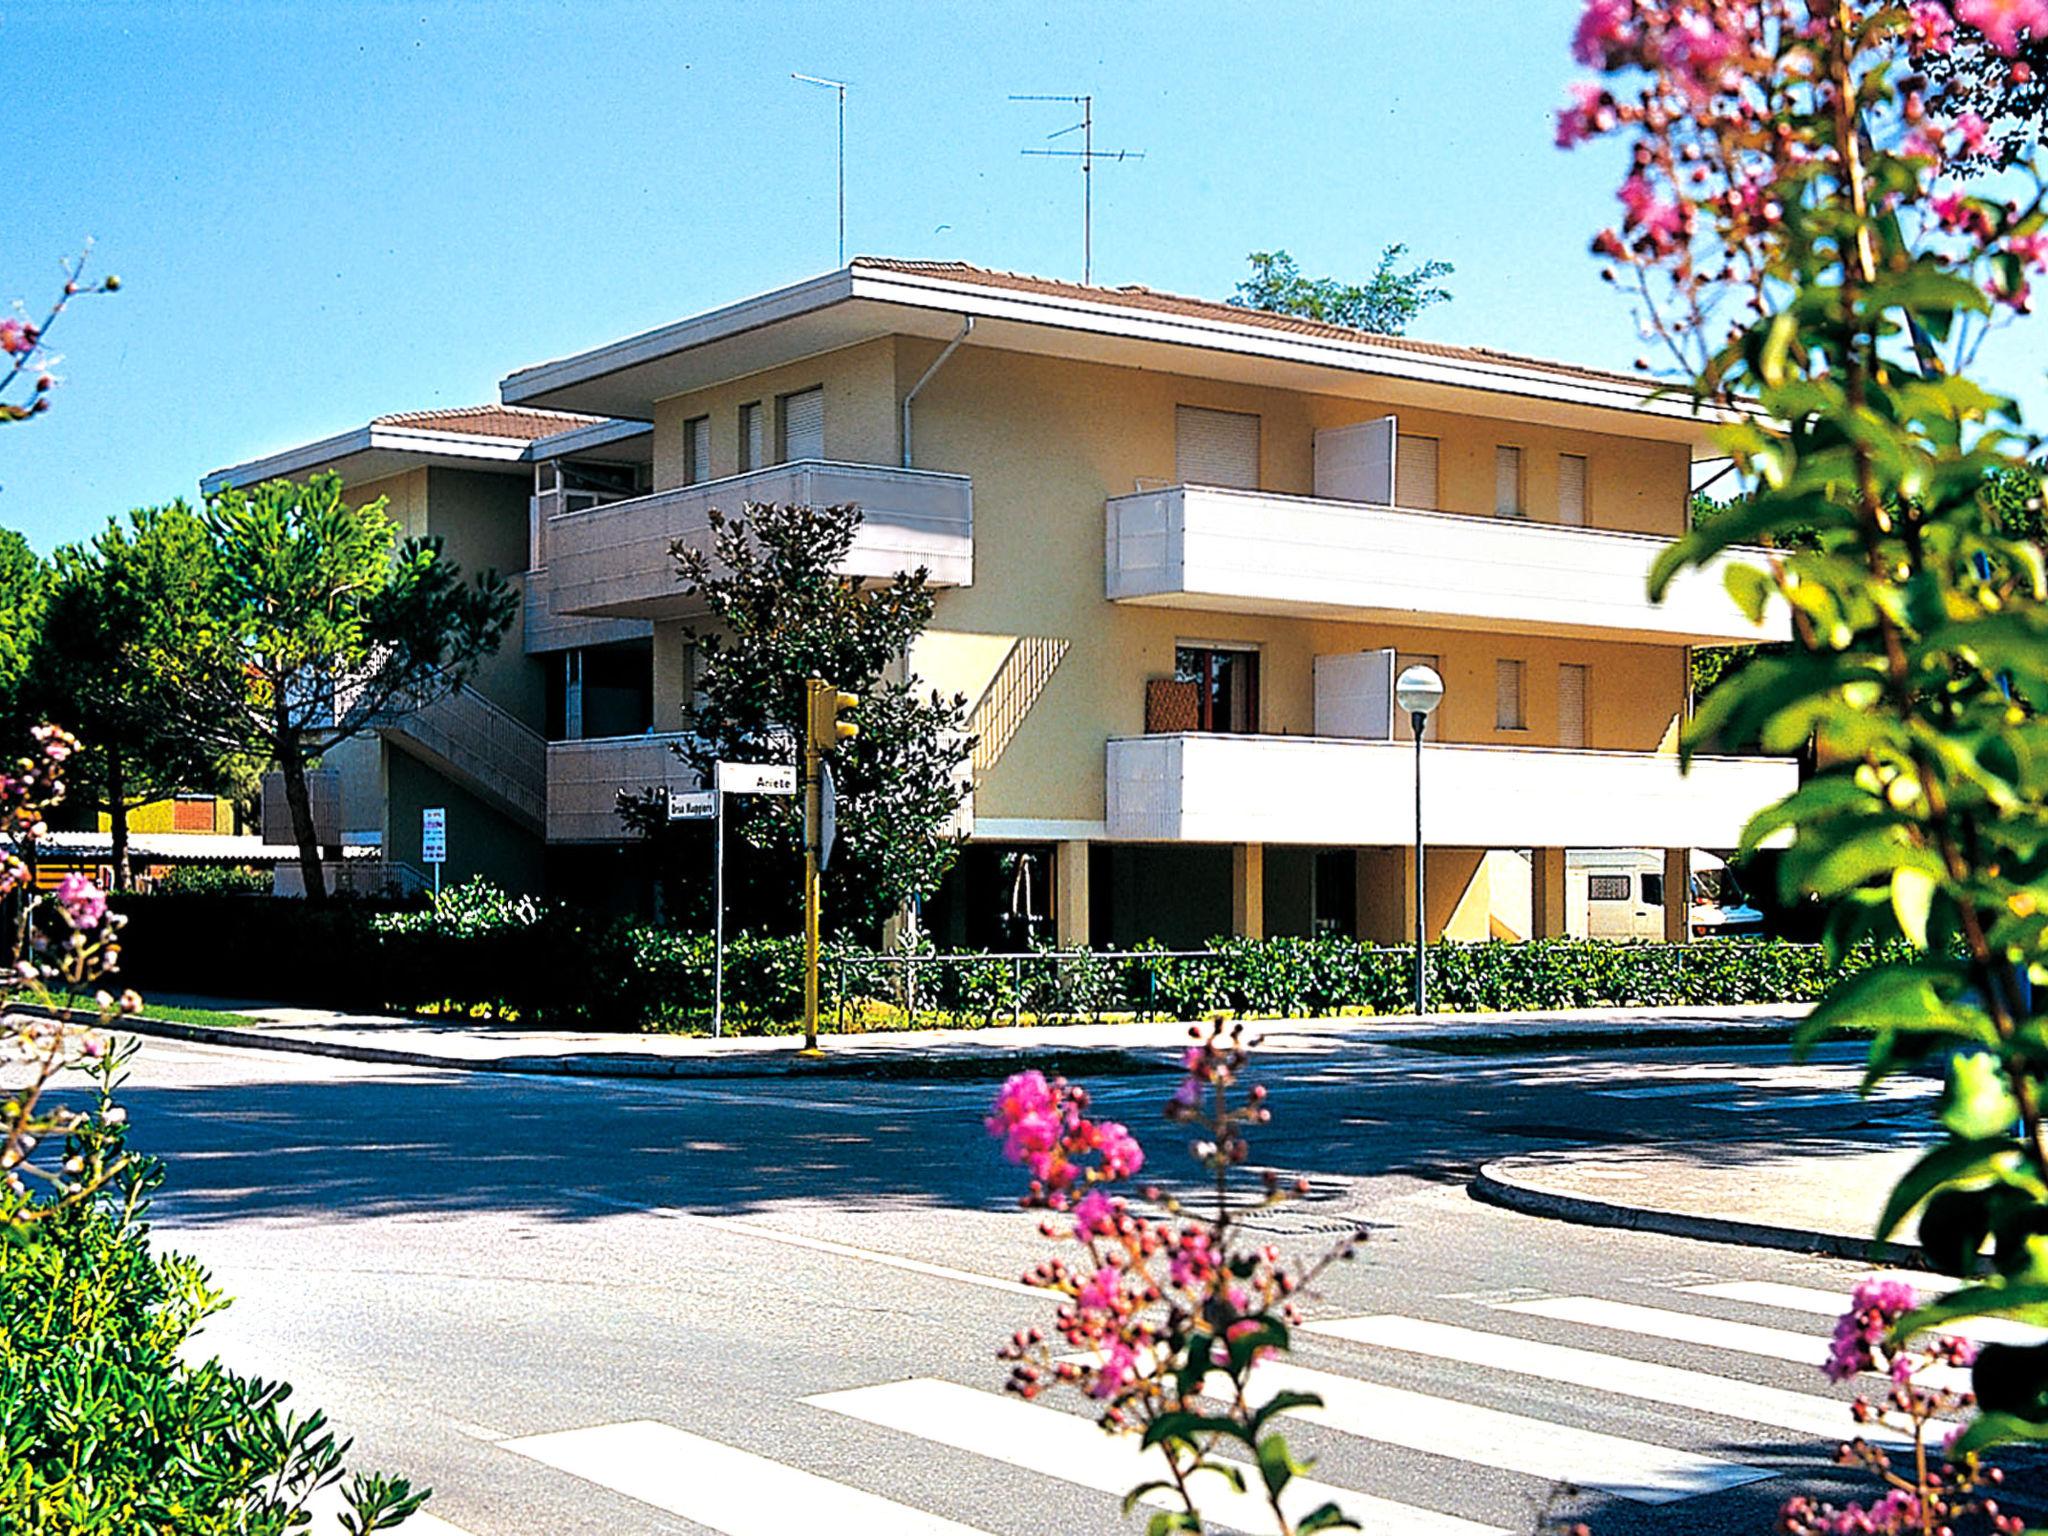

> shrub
[149,864,271,898]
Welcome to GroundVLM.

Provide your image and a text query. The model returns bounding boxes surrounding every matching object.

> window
[1396,651,1441,740]
[740,401,765,471]
[1495,446,1525,517]
[1175,406,1261,489]
[1641,872,1666,907]
[1495,658,1526,730]
[1589,874,1631,902]
[1173,645,1261,733]
[1558,663,1589,748]
[684,415,711,485]
[172,795,215,833]
[1396,434,1439,510]
[1558,452,1588,526]
[780,387,824,462]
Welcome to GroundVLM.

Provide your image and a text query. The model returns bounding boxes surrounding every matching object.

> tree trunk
[106,744,131,893]
[278,727,327,904]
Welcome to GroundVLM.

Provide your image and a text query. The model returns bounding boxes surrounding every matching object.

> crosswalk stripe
[806,1376,1508,1536]
[1704,1085,1934,1112]
[1238,1356,1770,1504]
[1689,1280,2048,1346]
[1302,1313,1925,1447]
[500,1418,1001,1535]
[1498,1295,1968,1392]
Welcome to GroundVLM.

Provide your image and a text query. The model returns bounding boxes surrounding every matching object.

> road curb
[110,1013,1180,1084]
[1469,1161,1920,1264]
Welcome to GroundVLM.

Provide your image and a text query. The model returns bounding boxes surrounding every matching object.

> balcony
[546,733,700,844]
[1106,733,1797,849]
[1105,486,1787,646]
[546,461,973,620]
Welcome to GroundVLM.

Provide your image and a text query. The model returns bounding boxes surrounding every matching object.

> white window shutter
[783,388,824,462]
[1495,658,1526,729]
[1175,406,1261,489]
[1559,453,1588,526]
[1559,663,1589,747]
[1396,434,1439,509]
[1313,416,1395,504]
[687,416,711,485]
[741,403,765,470]
[1495,446,1524,517]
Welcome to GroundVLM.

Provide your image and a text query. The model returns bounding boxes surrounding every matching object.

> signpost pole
[713,775,726,1039]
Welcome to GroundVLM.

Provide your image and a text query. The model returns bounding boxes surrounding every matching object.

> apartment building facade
[474,259,1795,945]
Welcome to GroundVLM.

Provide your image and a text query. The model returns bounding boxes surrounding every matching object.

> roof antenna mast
[1011,94,1143,285]
[794,74,849,266]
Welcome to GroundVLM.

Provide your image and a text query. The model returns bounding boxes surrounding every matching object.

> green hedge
[112,880,1882,1034]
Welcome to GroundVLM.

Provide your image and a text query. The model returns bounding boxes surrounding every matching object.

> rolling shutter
[1395,434,1439,509]
[686,416,711,484]
[783,388,824,462]
[1559,663,1589,747]
[1495,658,1526,729]
[1495,446,1524,517]
[1558,453,1588,525]
[1175,406,1261,489]
[741,402,765,471]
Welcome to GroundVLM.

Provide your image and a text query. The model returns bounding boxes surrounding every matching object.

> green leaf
[1899,1280,2048,1340]
[1248,1389,1324,1434]
[1878,1138,2036,1240]
[1890,866,1936,949]
[1942,1052,2023,1141]
[1948,1408,2048,1458]
[1142,1412,1252,1451]
[1298,1502,1364,1534]
[1257,1432,1306,1499]
[1144,1509,1203,1536]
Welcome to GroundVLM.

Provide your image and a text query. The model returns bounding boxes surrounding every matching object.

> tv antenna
[1012,94,1143,285]
[793,73,849,266]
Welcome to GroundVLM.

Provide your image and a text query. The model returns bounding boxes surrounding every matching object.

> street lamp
[1395,664,1445,1018]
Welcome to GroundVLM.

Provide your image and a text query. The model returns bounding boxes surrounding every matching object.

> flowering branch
[0,244,120,425]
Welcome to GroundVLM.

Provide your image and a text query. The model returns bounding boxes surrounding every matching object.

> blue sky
[10,0,2045,552]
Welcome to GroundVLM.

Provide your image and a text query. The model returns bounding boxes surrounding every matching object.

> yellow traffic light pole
[801,676,858,1055]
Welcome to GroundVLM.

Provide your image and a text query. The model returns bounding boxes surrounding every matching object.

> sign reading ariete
[716,761,796,796]
[666,789,718,821]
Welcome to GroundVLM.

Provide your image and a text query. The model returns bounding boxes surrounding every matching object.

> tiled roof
[372,404,602,440]
[852,258,1647,390]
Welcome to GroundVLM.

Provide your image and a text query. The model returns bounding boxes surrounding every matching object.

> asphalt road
[88,1030,2030,1536]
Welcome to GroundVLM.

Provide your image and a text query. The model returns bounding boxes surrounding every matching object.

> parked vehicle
[1568,849,1763,941]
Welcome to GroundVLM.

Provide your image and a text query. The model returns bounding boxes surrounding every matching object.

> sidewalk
[1475,1135,1927,1261]
[117,997,1812,1082]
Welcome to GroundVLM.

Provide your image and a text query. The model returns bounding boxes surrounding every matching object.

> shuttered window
[684,416,711,485]
[1558,663,1589,747]
[740,402,765,471]
[1495,658,1526,730]
[1396,434,1439,509]
[1558,453,1588,526]
[1175,406,1261,489]
[1495,446,1525,517]
[781,387,824,462]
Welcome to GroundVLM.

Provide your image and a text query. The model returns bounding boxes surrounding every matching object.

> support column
[1054,840,1091,948]
[1355,847,1416,946]
[1232,843,1265,939]
[1663,847,1692,944]
[1531,847,1569,939]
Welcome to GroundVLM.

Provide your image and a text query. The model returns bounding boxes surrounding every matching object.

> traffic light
[806,678,859,754]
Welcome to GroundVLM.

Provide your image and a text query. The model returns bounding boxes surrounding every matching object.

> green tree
[0,529,50,737]
[24,504,240,890]
[626,499,972,936]
[1230,246,1453,335]
[201,473,516,903]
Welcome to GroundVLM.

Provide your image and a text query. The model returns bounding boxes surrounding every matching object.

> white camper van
[1567,849,1764,941]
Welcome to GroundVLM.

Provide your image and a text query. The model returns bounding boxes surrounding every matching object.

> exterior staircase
[370,685,548,834]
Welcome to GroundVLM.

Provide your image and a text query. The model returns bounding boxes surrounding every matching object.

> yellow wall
[646,337,1693,834]
[98,798,233,835]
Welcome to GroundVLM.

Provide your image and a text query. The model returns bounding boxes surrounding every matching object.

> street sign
[817,761,838,871]
[667,788,717,821]
[716,761,796,796]
[422,808,447,864]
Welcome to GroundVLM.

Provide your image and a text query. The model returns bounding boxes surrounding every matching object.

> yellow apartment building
[211,260,1794,941]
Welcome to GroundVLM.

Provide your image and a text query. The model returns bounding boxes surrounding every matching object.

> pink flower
[1076,1266,1120,1311]
[1169,1227,1216,1290]
[0,318,37,356]
[1073,1189,1117,1239]
[1620,175,1690,247]
[1090,1340,1137,1400]
[1958,0,2048,55]
[1169,1076,1202,1110]
[54,873,106,932]
[1931,189,1995,238]
[986,1070,1063,1173]
[2009,231,2048,266]
[1955,110,1995,156]
[1555,80,1615,149]
[1573,0,1634,66]
[1088,1120,1145,1179]
[1910,0,1957,53]
[1667,10,1744,96]
[1823,1279,1916,1381]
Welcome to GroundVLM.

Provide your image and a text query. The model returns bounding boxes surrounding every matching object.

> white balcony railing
[1106,485,1788,646]
[1106,733,1797,849]
[545,733,702,844]
[545,460,973,620]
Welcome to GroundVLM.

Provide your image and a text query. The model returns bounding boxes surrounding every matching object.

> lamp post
[1394,664,1444,1018]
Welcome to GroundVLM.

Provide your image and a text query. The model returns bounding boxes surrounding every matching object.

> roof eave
[202,425,534,494]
